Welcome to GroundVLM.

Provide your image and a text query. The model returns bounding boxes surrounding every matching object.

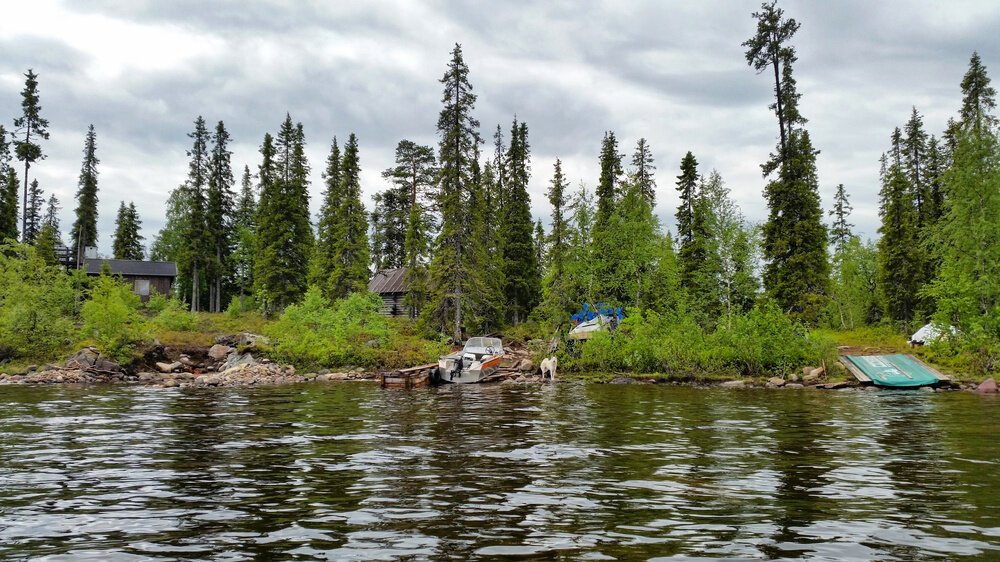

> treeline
[1,2,999,374]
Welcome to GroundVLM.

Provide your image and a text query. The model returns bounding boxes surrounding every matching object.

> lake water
[1,383,998,560]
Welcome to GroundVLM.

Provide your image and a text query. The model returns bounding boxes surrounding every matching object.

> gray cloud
[1,0,997,254]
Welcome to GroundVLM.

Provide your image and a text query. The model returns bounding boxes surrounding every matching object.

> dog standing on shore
[540,356,558,381]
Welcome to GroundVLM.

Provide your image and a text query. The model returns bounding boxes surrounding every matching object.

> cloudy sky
[1,1,998,256]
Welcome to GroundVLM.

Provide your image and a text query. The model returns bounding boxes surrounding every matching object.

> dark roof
[82,258,178,277]
[369,267,408,294]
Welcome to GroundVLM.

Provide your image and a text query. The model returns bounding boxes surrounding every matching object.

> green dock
[841,354,950,388]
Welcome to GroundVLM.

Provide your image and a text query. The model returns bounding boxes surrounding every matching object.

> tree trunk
[454,286,463,344]
[191,264,200,312]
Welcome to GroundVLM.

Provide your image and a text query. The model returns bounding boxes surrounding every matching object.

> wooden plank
[906,354,951,382]
[397,363,437,374]
[840,356,872,383]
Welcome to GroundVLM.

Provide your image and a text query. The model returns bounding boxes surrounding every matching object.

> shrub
[152,298,197,332]
[0,243,77,359]
[80,274,150,364]
[145,290,170,314]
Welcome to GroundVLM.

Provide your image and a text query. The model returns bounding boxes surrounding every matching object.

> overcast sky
[1,1,998,256]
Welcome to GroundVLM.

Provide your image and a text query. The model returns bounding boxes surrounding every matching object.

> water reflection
[0,383,998,559]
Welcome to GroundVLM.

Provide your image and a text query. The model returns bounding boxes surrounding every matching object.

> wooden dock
[380,363,436,389]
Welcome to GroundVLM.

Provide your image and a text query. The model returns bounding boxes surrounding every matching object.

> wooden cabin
[368,267,409,317]
[82,258,178,303]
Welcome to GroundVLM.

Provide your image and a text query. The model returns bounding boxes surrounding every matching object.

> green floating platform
[842,354,948,388]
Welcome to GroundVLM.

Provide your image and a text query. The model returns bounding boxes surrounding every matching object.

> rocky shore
[1,339,995,393]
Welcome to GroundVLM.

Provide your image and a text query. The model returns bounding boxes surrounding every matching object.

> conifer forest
[1,2,999,380]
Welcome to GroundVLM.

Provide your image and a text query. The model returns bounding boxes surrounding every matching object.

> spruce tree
[328,133,370,298]
[744,1,829,320]
[44,193,60,234]
[255,116,313,312]
[631,138,656,206]
[929,52,1000,337]
[594,131,623,234]
[675,151,698,249]
[877,142,921,328]
[182,116,212,311]
[828,183,854,254]
[374,140,438,272]
[231,166,256,310]
[71,125,99,265]
[0,127,16,243]
[206,120,235,312]
[112,201,144,260]
[24,179,43,243]
[902,107,930,229]
[426,43,483,342]
[541,159,571,323]
[0,168,17,243]
[501,118,539,324]
[313,138,342,296]
[13,69,49,242]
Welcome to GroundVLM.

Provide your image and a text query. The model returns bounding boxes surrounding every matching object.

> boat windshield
[463,337,503,355]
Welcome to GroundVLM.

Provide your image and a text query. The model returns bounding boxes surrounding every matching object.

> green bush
[145,290,170,314]
[80,274,150,364]
[0,243,77,359]
[573,303,832,377]
[152,298,197,331]
[267,289,392,370]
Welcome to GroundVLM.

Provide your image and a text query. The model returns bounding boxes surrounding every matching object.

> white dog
[540,356,558,381]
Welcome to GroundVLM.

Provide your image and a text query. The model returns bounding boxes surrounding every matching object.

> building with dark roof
[368,267,409,317]
[82,258,178,302]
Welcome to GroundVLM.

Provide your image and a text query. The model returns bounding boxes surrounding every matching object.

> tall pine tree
[328,133,370,298]
[929,52,1000,338]
[23,179,43,243]
[181,116,212,311]
[231,166,257,310]
[828,183,853,254]
[206,120,235,312]
[541,158,571,323]
[112,201,144,260]
[426,43,483,342]
[501,118,539,324]
[13,69,49,242]
[0,126,16,243]
[313,137,342,297]
[594,131,623,235]
[631,138,656,206]
[72,125,99,265]
[255,116,313,312]
[744,1,829,320]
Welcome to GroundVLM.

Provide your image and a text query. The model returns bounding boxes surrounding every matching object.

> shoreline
[1,366,993,393]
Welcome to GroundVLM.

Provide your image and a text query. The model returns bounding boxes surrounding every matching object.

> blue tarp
[571,303,623,325]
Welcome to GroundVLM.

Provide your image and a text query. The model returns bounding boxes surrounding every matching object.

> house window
[135,279,150,296]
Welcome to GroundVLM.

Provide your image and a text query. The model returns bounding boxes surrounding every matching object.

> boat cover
[844,354,940,387]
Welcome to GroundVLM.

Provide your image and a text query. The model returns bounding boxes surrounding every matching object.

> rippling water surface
[1,383,998,560]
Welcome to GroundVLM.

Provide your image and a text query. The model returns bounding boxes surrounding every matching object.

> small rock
[364,339,380,348]
[208,344,233,361]
[975,378,998,394]
[203,375,220,386]
[789,374,799,382]
[809,367,826,378]
[803,373,820,383]
[138,372,158,382]
[768,377,786,387]
[785,383,804,389]
[819,381,852,390]
[518,359,534,372]
[802,366,814,375]
[720,380,746,389]
[261,358,272,364]
[156,361,182,373]
[163,379,179,388]
[608,377,633,385]
[179,356,195,367]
